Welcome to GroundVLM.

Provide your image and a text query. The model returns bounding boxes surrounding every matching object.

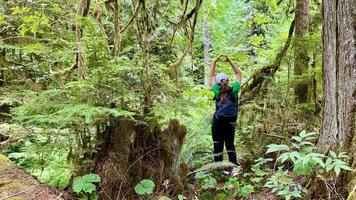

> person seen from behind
[208,54,242,165]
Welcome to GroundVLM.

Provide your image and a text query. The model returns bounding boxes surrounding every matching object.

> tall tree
[294,0,310,103]
[75,0,91,79]
[203,14,212,87]
[317,0,355,191]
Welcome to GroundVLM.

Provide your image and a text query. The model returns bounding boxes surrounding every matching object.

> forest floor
[0,154,72,200]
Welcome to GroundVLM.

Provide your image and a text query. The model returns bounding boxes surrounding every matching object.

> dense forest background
[0,0,355,200]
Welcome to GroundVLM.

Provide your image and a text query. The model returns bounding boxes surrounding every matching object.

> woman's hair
[219,79,229,104]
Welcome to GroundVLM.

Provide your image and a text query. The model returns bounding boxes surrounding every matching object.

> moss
[0,154,13,172]
[0,180,27,198]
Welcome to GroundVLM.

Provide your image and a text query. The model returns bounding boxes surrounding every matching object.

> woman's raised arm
[225,56,241,83]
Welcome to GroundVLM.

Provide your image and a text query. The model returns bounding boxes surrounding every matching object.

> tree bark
[203,14,212,87]
[0,49,7,86]
[317,0,356,192]
[75,0,91,80]
[113,0,121,58]
[294,0,310,103]
[94,119,187,199]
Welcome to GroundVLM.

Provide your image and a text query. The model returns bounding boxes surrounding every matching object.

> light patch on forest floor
[0,154,66,200]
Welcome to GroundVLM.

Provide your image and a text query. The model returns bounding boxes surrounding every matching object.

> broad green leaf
[82,174,101,183]
[325,158,332,166]
[299,130,306,138]
[329,151,337,158]
[338,164,352,171]
[134,179,155,195]
[82,183,96,193]
[291,136,302,142]
[90,192,99,200]
[337,152,349,158]
[311,157,325,168]
[266,144,289,154]
[293,160,312,175]
[73,177,86,193]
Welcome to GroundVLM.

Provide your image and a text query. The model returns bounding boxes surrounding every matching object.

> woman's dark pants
[211,115,237,165]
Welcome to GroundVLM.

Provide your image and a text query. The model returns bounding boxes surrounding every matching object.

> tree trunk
[294,0,310,103]
[0,49,7,86]
[317,0,356,193]
[113,0,121,58]
[203,14,212,87]
[75,0,91,80]
[94,119,187,199]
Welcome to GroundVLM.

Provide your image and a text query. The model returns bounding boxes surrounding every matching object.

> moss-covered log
[0,154,72,200]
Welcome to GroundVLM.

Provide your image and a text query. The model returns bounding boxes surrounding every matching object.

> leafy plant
[264,168,305,200]
[264,130,353,199]
[72,173,101,200]
[325,151,353,177]
[134,179,155,196]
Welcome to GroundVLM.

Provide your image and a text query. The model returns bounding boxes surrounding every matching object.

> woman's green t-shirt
[211,81,241,102]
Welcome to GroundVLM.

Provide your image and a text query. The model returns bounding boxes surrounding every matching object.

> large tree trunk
[75,0,91,80]
[203,14,212,87]
[317,0,356,193]
[94,119,187,200]
[294,0,310,103]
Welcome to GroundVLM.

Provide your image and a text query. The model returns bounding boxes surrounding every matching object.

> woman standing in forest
[208,55,242,165]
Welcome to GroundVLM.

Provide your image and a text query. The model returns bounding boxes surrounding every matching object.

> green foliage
[264,168,305,200]
[72,173,101,200]
[266,144,290,154]
[264,131,352,199]
[325,151,353,177]
[239,184,254,197]
[134,179,155,196]
[0,0,331,199]
[5,129,74,189]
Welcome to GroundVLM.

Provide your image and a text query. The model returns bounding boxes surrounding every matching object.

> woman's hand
[213,54,224,62]
[221,55,230,62]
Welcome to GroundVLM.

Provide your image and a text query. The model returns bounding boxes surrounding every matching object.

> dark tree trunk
[317,0,356,194]
[294,0,310,103]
